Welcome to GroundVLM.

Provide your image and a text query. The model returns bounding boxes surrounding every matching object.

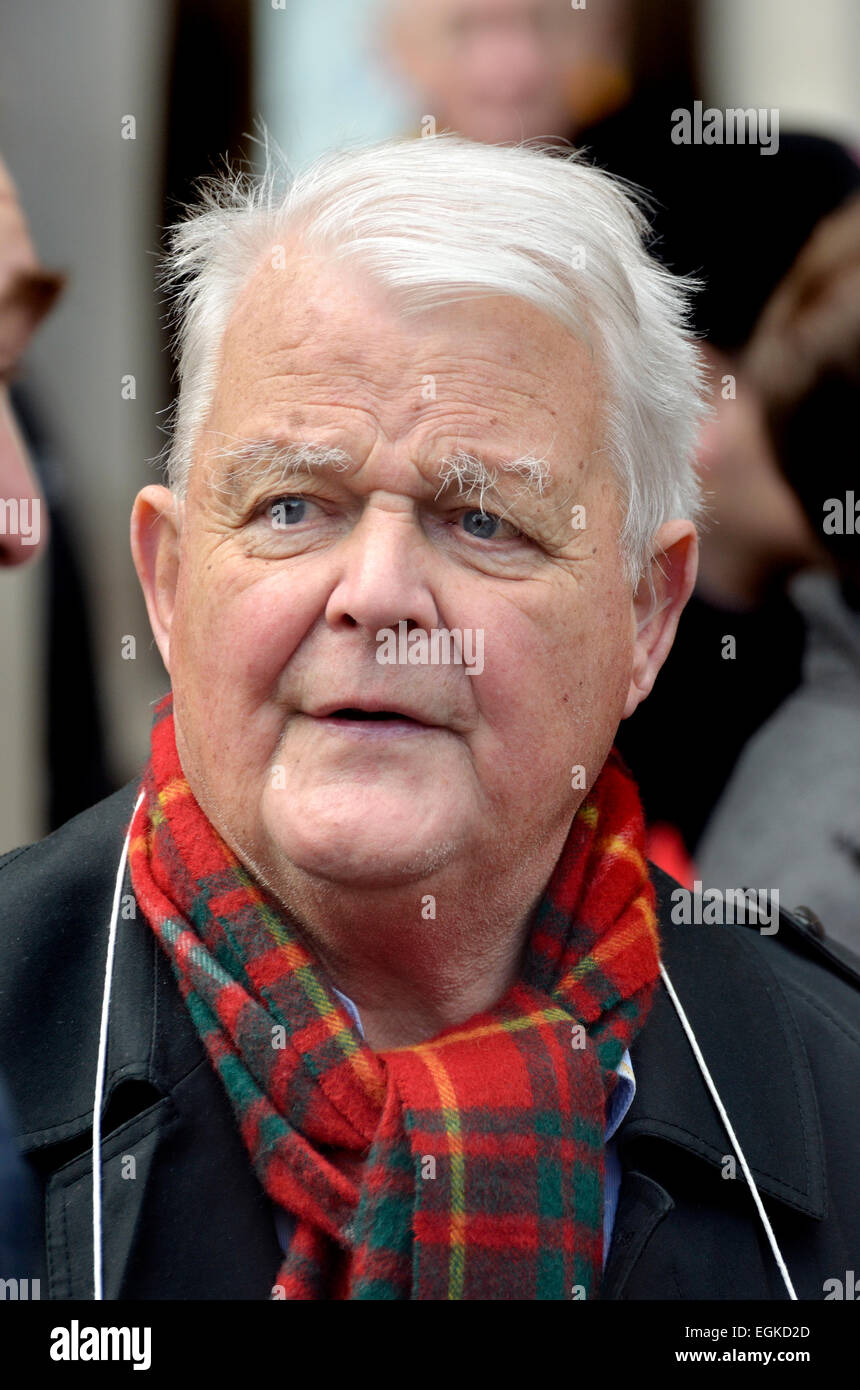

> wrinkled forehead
[191,248,606,509]
[217,244,414,379]
[217,239,599,402]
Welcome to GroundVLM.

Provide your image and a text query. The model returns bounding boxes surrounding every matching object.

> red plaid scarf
[128,691,659,1300]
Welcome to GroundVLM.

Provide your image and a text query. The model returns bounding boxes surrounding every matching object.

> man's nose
[323,505,440,636]
[0,388,49,566]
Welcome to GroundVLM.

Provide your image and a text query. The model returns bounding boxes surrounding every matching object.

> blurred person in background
[380,0,698,158]
[0,149,65,1300]
[379,0,860,880]
[381,0,634,147]
[1,151,112,831]
[697,195,860,954]
[0,153,61,566]
[608,135,860,869]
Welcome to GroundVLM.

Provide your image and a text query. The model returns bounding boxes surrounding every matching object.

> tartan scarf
[128,691,660,1300]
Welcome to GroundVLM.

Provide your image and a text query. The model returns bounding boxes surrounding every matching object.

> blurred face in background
[384,0,630,145]
[694,344,824,605]
[0,156,63,567]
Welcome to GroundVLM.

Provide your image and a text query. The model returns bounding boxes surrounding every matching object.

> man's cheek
[202,592,310,699]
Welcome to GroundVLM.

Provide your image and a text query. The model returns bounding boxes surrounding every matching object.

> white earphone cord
[659,961,797,1300]
[92,790,145,1301]
[92,798,796,1302]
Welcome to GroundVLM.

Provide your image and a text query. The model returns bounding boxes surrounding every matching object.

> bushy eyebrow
[436,449,551,512]
[206,437,553,513]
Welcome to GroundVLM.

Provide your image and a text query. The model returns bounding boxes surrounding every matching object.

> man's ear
[622,520,698,721]
[130,485,181,674]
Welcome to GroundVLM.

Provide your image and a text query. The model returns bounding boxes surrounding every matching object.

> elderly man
[0,135,858,1303]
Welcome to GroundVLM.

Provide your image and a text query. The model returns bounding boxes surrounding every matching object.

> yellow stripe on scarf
[414,1048,466,1300]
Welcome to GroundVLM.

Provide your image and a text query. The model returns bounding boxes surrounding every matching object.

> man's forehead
[203,244,603,505]
[221,240,580,372]
[216,260,595,430]
[224,242,395,342]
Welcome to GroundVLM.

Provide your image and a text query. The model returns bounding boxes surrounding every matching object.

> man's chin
[261,803,460,888]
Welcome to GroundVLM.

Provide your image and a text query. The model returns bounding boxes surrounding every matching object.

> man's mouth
[329,708,418,722]
[304,703,443,737]
[307,700,439,727]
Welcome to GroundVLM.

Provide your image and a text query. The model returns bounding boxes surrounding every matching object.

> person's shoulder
[0,779,141,931]
[648,859,860,1016]
[0,780,149,1147]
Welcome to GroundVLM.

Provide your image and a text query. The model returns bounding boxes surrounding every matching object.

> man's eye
[264,496,313,528]
[460,508,523,542]
[254,497,525,544]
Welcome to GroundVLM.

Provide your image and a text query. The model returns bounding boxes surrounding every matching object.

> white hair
[160,133,709,594]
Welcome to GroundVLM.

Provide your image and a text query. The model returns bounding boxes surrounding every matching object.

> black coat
[1,779,858,1300]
